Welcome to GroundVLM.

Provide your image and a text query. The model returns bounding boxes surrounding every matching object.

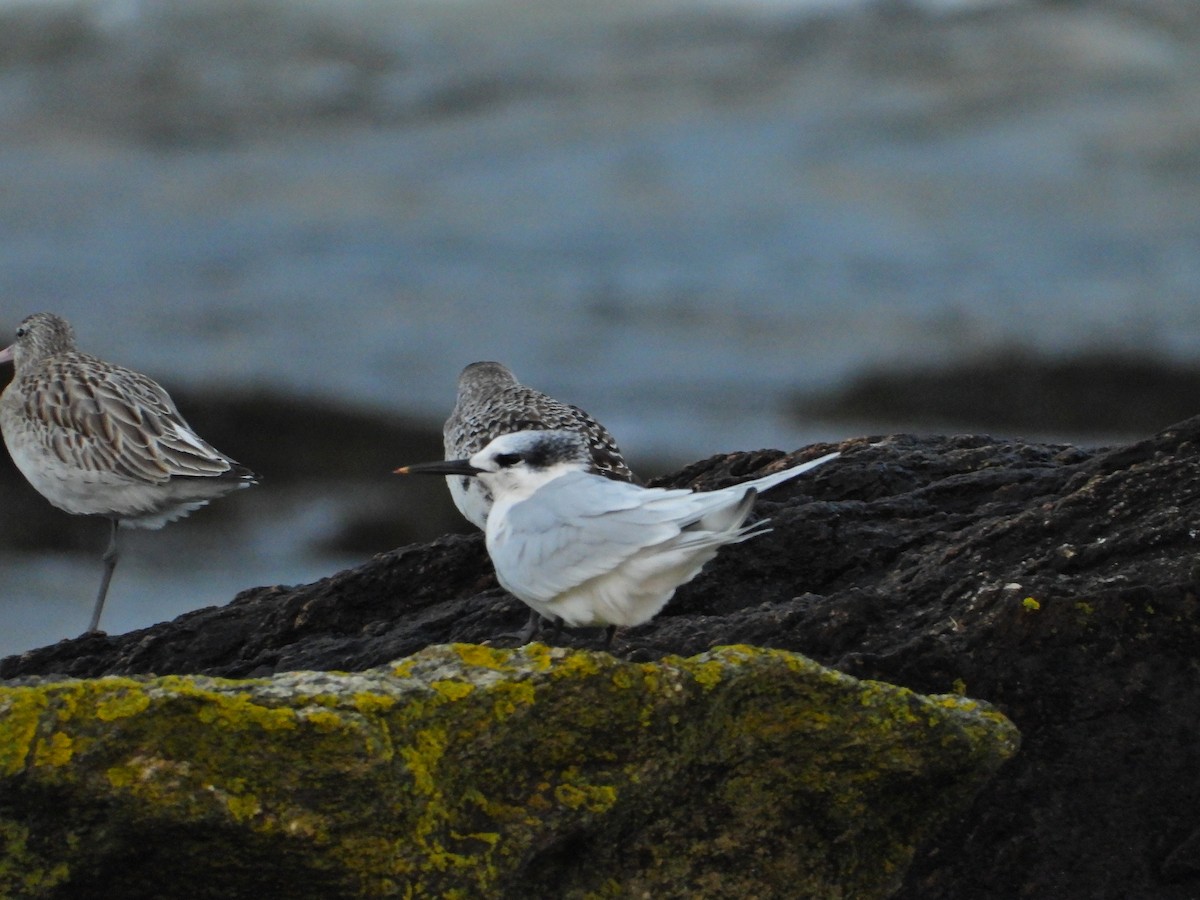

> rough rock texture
[0,644,1017,899]
[6,416,1200,898]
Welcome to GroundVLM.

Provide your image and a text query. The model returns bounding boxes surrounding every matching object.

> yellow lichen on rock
[32,731,73,768]
[430,680,475,702]
[0,689,48,776]
[0,644,1019,900]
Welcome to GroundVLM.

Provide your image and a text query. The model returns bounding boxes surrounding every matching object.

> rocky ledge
[6,415,1200,898]
[0,644,1015,899]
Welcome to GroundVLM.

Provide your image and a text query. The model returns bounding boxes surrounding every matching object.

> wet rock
[0,644,1017,900]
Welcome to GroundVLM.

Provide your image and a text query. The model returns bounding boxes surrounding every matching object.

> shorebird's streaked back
[0,312,257,634]
[398,429,839,647]
[443,361,634,530]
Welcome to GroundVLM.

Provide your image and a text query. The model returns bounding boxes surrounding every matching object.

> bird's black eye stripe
[494,452,522,468]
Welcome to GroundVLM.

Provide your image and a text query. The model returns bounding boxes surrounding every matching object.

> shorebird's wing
[28,355,237,483]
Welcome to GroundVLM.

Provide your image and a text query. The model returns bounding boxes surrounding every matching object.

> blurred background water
[1,0,1198,656]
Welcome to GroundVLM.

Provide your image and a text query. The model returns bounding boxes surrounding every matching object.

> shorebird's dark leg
[89,518,120,633]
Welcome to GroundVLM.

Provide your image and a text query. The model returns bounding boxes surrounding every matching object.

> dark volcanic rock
[6,417,1200,899]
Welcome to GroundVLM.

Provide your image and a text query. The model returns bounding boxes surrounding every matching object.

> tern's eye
[494,452,522,468]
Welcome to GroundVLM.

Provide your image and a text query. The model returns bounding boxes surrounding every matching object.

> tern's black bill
[394,458,482,477]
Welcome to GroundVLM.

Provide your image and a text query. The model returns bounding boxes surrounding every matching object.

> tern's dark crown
[509,430,591,471]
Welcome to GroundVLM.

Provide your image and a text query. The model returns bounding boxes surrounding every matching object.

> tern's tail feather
[696,486,759,533]
[691,450,838,535]
[742,450,840,495]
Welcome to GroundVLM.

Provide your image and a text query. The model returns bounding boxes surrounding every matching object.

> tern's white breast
[447,474,491,530]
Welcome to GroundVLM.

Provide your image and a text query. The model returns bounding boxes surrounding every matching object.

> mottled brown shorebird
[441,361,636,641]
[0,312,257,634]
[443,361,635,528]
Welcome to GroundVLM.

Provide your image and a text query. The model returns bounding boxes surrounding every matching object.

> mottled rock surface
[0,644,1016,899]
[6,416,1200,898]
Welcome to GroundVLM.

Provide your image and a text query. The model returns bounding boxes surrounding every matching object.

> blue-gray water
[2,0,1198,657]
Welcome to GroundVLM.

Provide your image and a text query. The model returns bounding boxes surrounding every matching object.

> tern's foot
[494,611,557,645]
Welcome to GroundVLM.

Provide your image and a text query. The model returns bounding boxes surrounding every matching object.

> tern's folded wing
[493,474,698,604]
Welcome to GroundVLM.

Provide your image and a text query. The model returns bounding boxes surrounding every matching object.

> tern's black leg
[501,610,556,644]
[501,611,566,645]
[600,625,617,650]
[515,609,542,644]
[88,518,120,634]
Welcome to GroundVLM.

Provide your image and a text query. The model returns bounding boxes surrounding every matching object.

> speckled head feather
[514,429,592,471]
[442,360,635,529]
[0,312,78,368]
